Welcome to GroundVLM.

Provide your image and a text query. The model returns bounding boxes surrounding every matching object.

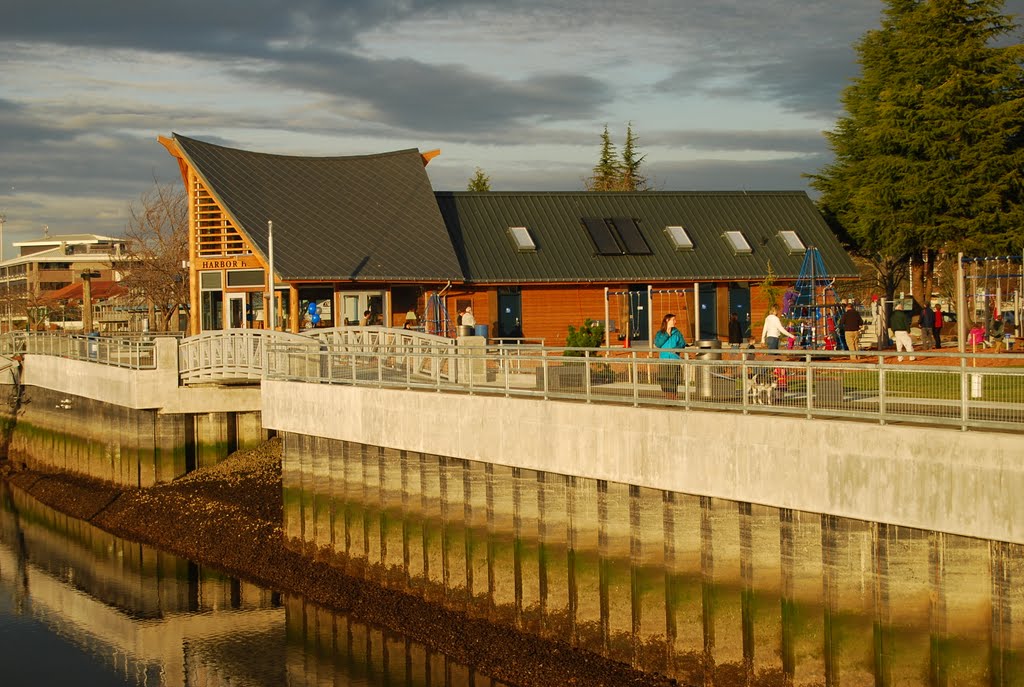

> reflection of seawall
[0,344,264,486]
[0,484,283,687]
[280,435,1024,685]
[283,594,513,687]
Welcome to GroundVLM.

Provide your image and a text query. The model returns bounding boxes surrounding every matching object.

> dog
[745,370,777,405]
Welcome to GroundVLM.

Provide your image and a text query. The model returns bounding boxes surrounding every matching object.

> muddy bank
[2,439,679,687]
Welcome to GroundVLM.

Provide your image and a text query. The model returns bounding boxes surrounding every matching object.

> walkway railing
[0,332,157,369]
[178,329,318,384]
[264,344,1024,432]
[310,326,458,383]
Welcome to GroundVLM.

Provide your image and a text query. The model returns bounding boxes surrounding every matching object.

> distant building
[159,133,857,344]
[0,233,126,331]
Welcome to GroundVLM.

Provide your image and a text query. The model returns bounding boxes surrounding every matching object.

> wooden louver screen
[193,179,248,257]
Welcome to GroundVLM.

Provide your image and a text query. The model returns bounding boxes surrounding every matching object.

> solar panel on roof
[610,217,651,255]
[582,217,622,255]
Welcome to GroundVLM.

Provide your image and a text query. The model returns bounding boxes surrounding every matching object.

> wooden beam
[420,149,441,166]
[157,136,189,188]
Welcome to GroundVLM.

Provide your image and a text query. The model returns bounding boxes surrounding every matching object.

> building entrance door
[227,293,247,329]
[497,288,522,338]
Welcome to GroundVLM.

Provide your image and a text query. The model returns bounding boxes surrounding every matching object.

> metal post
[693,282,700,342]
[267,220,275,331]
[604,287,610,349]
[647,284,654,345]
[956,253,966,353]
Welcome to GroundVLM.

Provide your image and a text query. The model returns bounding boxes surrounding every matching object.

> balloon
[311,313,321,325]
[307,302,317,314]
[316,306,323,315]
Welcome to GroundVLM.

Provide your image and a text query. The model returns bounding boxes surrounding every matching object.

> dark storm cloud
[248,51,611,133]
[649,128,827,155]
[0,0,477,55]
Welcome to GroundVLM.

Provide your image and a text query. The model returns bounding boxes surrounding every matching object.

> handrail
[178,328,317,384]
[0,331,157,369]
[264,342,1024,433]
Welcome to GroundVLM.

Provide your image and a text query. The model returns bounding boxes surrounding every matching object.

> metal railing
[0,331,158,369]
[178,329,318,384]
[264,343,1024,432]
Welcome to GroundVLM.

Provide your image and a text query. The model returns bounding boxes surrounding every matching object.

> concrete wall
[20,339,260,413]
[263,380,1024,545]
[0,346,265,486]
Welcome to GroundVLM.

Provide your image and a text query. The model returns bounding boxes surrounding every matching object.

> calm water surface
[0,482,511,687]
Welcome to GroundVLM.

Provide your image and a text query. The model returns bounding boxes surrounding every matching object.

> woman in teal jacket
[654,313,686,398]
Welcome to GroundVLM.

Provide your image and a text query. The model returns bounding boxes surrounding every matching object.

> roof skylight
[508,226,536,252]
[665,225,693,251]
[723,231,752,255]
[779,230,805,254]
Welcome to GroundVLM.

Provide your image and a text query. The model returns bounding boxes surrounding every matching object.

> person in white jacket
[760,307,795,350]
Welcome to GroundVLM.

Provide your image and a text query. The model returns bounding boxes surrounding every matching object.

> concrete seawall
[0,345,265,486]
[263,380,1024,545]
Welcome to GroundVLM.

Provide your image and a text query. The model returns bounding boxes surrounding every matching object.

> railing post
[960,354,969,431]
[584,349,592,402]
[878,354,886,425]
[542,349,549,399]
[683,352,691,406]
[632,351,639,406]
[805,353,813,419]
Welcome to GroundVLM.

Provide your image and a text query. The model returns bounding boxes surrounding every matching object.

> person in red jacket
[933,305,944,349]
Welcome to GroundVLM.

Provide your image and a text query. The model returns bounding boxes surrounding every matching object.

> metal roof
[172,134,463,282]
[436,191,856,283]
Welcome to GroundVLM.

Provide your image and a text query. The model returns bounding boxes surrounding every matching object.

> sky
[1,0,1022,256]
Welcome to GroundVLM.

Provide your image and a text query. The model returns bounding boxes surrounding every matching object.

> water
[0,482,512,687]
[282,435,1024,685]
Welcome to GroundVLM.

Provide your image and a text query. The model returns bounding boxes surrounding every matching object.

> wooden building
[159,134,857,345]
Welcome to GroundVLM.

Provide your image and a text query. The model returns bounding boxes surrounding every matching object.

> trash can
[695,339,722,398]
[474,324,489,339]
[458,325,474,337]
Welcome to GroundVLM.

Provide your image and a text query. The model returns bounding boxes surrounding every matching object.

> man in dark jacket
[841,302,864,356]
[890,307,914,361]
[728,312,744,348]
[920,304,934,350]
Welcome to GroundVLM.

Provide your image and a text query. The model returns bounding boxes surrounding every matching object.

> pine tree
[585,125,622,191]
[620,122,648,191]
[809,0,1024,309]
[466,167,491,192]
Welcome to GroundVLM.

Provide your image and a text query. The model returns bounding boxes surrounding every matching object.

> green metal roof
[436,191,856,283]
[173,134,463,282]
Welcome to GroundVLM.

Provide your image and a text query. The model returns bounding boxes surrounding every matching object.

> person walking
[841,302,864,357]
[890,307,915,361]
[920,304,934,350]
[760,307,795,350]
[655,313,686,399]
[728,312,744,349]
[932,305,944,349]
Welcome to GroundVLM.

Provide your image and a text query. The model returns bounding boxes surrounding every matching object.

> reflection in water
[0,482,511,687]
[282,435,1024,686]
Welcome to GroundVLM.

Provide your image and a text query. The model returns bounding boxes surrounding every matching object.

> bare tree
[118,183,190,333]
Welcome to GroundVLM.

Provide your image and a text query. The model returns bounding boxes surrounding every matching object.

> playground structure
[962,255,1023,336]
[785,247,846,350]
[603,286,697,347]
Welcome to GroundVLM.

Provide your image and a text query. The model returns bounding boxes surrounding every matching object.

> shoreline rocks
[2,438,678,687]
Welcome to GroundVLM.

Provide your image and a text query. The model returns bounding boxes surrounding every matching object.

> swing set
[603,286,695,347]
[962,255,1023,334]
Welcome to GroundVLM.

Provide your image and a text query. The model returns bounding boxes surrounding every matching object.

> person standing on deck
[760,307,795,350]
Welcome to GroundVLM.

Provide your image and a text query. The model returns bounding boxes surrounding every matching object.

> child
[968,322,986,349]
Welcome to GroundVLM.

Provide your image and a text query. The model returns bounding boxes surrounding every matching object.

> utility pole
[81,270,100,333]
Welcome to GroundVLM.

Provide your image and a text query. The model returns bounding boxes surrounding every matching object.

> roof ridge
[172,133,422,162]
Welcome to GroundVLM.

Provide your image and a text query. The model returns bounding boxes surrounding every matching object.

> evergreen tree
[809,0,1024,308]
[586,125,621,191]
[620,122,648,191]
[466,167,491,192]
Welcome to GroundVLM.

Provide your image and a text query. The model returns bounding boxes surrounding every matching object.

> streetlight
[267,220,275,331]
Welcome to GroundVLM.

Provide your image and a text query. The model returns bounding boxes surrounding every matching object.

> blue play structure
[788,247,846,350]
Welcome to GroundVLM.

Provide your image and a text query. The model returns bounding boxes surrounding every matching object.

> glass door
[227,293,246,329]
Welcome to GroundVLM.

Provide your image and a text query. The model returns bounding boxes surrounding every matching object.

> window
[665,225,693,251]
[779,230,805,254]
[582,218,622,255]
[609,218,651,255]
[508,226,536,252]
[199,271,222,291]
[723,231,752,255]
[226,269,265,287]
